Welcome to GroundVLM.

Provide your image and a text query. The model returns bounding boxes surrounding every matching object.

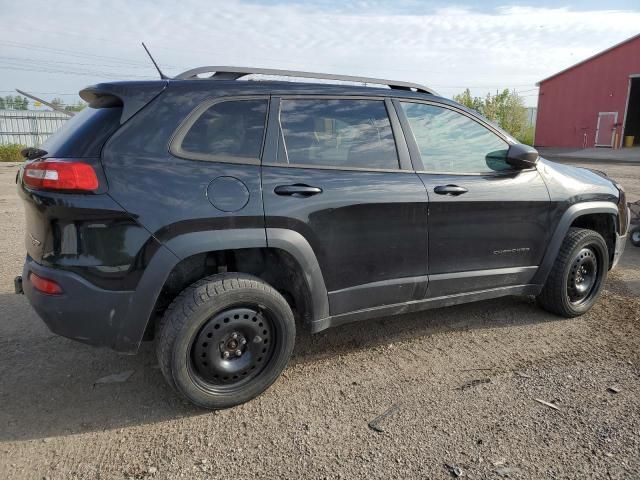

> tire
[537,227,608,318]
[631,227,640,247]
[156,273,295,409]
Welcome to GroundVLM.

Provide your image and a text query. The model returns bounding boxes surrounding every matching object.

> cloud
[1,1,639,105]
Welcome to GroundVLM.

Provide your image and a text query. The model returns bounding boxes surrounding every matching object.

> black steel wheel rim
[188,306,276,393]
[567,247,599,305]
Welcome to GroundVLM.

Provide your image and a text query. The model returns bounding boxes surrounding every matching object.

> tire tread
[537,227,607,317]
[155,273,293,407]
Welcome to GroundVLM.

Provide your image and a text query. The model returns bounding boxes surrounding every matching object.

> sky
[1,0,639,108]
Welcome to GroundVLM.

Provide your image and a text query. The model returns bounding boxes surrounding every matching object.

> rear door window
[173,98,268,162]
[279,99,399,170]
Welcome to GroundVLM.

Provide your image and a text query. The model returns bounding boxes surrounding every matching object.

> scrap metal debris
[444,463,464,477]
[457,378,491,390]
[495,465,523,477]
[94,370,135,386]
[534,398,560,411]
[607,386,621,394]
[368,403,403,433]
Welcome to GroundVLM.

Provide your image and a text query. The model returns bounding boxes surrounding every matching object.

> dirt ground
[1,159,639,479]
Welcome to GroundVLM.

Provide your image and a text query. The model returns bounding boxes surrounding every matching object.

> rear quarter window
[171,98,268,163]
[41,107,122,158]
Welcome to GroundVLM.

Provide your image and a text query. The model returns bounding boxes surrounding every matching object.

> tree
[16,96,28,110]
[64,100,87,112]
[453,88,483,113]
[2,95,29,110]
[3,95,15,109]
[453,88,530,144]
[482,89,527,138]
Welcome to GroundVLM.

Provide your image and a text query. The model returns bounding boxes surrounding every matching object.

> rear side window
[400,102,510,173]
[279,99,399,170]
[173,99,268,162]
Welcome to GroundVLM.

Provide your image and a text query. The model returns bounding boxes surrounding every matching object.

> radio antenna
[142,42,168,79]
[16,89,74,116]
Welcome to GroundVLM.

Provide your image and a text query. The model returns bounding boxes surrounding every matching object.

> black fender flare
[266,228,330,320]
[532,201,618,285]
[118,228,329,352]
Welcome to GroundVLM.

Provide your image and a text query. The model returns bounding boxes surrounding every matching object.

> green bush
[453,88,537,146]
[515,125,536,146]
[0,144,25,162]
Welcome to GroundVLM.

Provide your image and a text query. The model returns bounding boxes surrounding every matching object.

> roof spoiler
[79,81,168,123]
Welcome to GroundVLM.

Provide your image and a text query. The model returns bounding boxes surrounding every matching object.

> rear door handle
[434,184,468,196]
[274,184,323,197]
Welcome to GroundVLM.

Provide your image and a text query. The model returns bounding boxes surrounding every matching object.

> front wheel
[537,228,608,317]
[630,226,640,247]
[156,273,296,409]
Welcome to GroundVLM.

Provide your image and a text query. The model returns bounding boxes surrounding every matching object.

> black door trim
[311,284,543,333]
[427,265,538,298]
[328,274,429,315]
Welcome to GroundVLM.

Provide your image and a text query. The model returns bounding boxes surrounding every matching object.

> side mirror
[506,143,539,169]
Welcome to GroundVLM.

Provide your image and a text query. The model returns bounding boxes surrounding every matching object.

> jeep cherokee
[15,67,630,409]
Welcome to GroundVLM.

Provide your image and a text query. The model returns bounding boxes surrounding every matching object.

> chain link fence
[0,110,69,147]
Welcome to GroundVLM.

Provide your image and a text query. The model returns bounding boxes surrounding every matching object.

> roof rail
[173,66,438,95]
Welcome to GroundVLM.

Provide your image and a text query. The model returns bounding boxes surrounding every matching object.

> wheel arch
[125,228,329,351]
[532,201,619,285]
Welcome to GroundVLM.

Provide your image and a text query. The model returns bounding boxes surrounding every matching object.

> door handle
[274,184,323,197]
[434,184,468,196]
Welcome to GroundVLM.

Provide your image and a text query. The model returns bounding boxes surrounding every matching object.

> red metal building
[535,33,640,149]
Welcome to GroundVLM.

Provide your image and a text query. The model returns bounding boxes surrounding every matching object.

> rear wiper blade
[20,147,47,160]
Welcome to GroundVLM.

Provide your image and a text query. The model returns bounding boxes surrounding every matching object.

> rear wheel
[537,228,608,317]
[156,273,295,409]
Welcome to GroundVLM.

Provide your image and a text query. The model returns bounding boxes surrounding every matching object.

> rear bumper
[22,243,179,353]
[23,257,136,351]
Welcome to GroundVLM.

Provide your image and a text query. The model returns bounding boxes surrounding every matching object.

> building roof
[536,33,640,86]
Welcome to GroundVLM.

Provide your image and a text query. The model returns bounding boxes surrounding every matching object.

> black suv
[16,67,629,409]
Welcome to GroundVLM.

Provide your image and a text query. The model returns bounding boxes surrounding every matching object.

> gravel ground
[0,159,639,479]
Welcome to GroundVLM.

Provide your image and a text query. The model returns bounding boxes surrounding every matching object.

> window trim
[392,98,533,176]
[169,95,270,165]
[262,95,413,173]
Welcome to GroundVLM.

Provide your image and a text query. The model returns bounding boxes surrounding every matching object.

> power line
[0,64,157,79]
[0,90,78,95]
[0,40,169,68]
[0,55,162,70]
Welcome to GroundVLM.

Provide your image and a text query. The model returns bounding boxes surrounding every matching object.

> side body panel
[263,166,429,314]
[418,170,551,296]
[101,84,267,243]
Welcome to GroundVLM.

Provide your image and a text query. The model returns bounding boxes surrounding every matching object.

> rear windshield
[42,106,122,158]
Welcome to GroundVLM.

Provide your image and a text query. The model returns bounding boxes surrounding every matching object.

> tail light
[29,272,63,295]
[23,159,99,192]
